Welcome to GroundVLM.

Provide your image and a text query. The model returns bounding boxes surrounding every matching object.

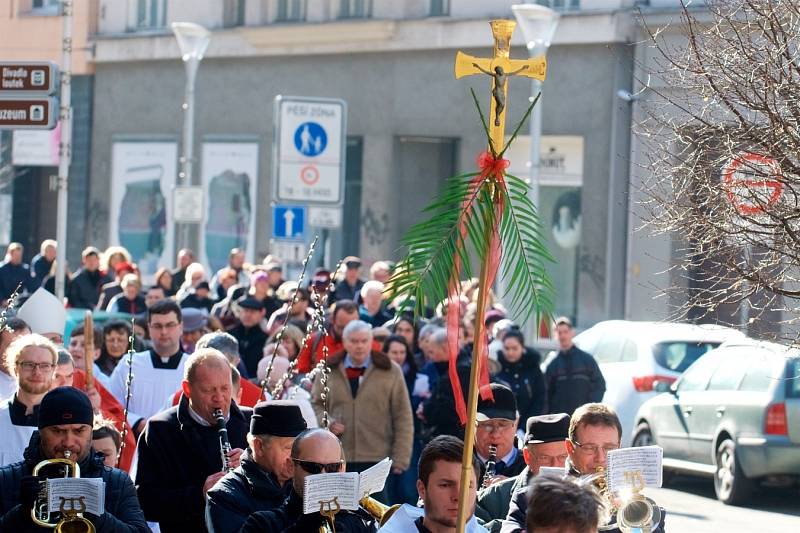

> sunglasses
[292,458,343,474]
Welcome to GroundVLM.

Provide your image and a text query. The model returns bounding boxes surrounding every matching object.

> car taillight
[765,403,788,436]
[632,375,676,392]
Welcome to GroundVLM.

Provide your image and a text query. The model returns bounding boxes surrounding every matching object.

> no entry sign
[722,152,782,215]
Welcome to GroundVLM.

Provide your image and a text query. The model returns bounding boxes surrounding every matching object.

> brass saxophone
[590,465,662,533]
[213,408,234,473]
[481,444,498,488]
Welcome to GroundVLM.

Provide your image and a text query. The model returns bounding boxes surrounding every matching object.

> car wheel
[632,422,654,447]
[714,438,754,505]
[633,423,673,485]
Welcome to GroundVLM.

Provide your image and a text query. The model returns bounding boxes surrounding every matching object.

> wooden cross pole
[453,20,547,532]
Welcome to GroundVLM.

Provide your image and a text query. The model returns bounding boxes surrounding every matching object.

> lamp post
[171,22,210,253]
[512,3,559,341]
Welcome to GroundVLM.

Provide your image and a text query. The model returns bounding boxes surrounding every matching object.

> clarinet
[482,444,498,488]
[213,408,234,473]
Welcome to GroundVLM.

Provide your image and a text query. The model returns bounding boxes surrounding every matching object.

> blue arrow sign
[273,205,306,241]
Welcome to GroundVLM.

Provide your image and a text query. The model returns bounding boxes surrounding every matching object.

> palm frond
[386,172,491,316]
[499,173,556,322]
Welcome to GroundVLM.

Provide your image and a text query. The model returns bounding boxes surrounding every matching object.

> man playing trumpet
[0,386,148,531]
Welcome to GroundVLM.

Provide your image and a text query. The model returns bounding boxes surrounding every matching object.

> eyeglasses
[149,322,179,331]
[477,420,516,433]
[292,458,343,474]
[533,453,569,464]
[16,362,55,372]
[570,440,619,455]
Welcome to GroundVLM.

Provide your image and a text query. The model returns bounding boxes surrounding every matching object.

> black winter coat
[0,432,148,532]
[67,268,104,309]
[420,358,471,441]
[227,323,268,378]
[134,396,252,533]
[240,490,376,532]
[205,449,290,533]
[543,345,606,415]
[494,347,546,431]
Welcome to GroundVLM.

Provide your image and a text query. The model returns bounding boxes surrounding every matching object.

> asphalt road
[646,475,799,532]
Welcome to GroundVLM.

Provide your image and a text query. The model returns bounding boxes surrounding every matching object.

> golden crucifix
[452,19,548,533]
[455,20,547,152]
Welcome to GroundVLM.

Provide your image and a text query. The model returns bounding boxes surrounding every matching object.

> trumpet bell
[619,495,661,533]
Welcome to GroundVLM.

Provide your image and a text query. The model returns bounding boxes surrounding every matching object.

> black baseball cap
[476,383,517,421]
[525,413,570,444]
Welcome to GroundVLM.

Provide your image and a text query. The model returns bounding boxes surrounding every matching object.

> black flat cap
[250,400,307,437]
[525,413,570,444]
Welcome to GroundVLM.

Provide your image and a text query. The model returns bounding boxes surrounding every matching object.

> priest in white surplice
[0,318,31,402]
[0,334,58,466]
[109,299,188,436]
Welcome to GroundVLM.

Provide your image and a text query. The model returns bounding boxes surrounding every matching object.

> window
[707,353,747,391]
[30,0,60,15]
[536,0,580,10]
[135,0,166,30]
[652,341,720,373]
[784,358,800,398]
[277,0,304,22]
[738,353,781,393]
[339,0,372,19]
[430,0,449,16]
[676,350,724,392]
[223,0,246,28]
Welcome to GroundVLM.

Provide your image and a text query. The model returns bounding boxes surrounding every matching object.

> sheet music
[358,457,392,498]
[537,466,565,477]
[47,478,105,516]
[303,472,359,514]
[606,445,663,492]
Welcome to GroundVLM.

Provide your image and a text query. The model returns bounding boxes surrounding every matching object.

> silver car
[632,339,800,504]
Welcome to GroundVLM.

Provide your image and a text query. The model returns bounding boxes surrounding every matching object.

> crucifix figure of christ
[455,19,547,150]
[451,19,549,533]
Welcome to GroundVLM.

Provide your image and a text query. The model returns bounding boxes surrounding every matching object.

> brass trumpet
[31,450,95,532]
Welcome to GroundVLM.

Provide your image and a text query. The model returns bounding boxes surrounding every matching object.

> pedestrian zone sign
[273,205,306,241]
[273,96,346,206]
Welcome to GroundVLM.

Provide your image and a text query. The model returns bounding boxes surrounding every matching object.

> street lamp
[171,22,211,252]
[512,3,559,341]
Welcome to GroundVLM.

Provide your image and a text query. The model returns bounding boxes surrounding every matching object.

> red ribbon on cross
[447,151,508,425]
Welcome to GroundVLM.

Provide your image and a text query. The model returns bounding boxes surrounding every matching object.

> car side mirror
[653,380,674,394]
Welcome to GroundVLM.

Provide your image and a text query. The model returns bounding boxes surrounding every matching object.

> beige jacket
[311,350,414,470]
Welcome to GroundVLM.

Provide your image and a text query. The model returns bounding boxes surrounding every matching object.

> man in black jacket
[227,297,268,377]
[544,317,605,415]
[67,247,104,310]
[205,400,307,533]
[241,428,376,532]
[134,348,252,532]
[502,404,667,533]
[0,386,148,532]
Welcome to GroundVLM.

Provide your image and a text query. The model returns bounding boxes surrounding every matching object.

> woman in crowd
[383,334,428,505]
[95,320,134,379]
[153,267,174,297]
[267,323,304,361]
[494,329,546,431]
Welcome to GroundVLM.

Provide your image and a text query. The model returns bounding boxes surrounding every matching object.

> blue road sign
[273,205,306,241]
[293,122,327,157]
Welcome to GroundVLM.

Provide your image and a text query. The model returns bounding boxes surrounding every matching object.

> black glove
[19,475,43,509]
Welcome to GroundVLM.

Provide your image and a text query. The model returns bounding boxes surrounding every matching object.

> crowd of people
[0,240,664,532]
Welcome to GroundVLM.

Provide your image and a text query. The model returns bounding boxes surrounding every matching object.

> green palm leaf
[386,96,555,327]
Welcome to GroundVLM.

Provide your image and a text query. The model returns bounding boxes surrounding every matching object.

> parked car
[633,339,800,504]
[569,321,743,446]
